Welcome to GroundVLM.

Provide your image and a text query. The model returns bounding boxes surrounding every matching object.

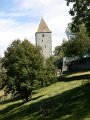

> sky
[0,0,72,57]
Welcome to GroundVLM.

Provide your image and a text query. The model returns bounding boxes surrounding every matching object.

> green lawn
[0,71,90,120]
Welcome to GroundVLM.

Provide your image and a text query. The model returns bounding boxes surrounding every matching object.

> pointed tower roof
[36,18,51,33]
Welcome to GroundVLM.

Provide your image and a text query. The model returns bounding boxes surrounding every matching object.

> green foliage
[45,57,56,75]
[0,57,2,89]
[63,24,90,57]
[37,56,57,87]
[55,24,90,58]
[65,0,90,35]
[65,23,75,39]
[62,38,76,57]
[0,57,6,89]
[74,24,90,57]
[54,45,64,58]
[2,39,44,101]
[45,57,57,84]
[54,38,77,58]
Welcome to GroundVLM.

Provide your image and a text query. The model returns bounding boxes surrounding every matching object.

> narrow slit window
[42,40,43,42]
[42,34,44,37]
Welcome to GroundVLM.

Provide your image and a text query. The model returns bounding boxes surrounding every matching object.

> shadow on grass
[0,83,90,120]
[0,101,23,115]
[58,73,90,82]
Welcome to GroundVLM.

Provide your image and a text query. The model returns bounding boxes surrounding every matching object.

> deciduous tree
[2,39,44,101]
[65,0,90,35]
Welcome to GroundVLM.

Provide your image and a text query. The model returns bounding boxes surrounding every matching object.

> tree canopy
[54,24,90,58]
[73,24,90,57]
[2,39,44,101]
[54,45,64,58]
[65,24,90,57]
[0,57,6,89]
[65,0,90,35]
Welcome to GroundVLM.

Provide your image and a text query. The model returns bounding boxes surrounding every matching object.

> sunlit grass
[0,90,4,96]
[66,71,90,78]
[33,80,82,99]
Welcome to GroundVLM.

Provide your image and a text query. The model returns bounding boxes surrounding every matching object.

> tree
[2,39,44,101]
[65,23,75,39]
[0,57,6,89]
[45,57,56,76]
[37,56,57,87]
[56,24,90,58]
[54,45,64,58]
[73,24,90,57]
[44,56,57,84]
[62,38,77,57]
[53,38,76,58]
[63,24,90,58]
[0,57,2,88]
[65,0,90,35]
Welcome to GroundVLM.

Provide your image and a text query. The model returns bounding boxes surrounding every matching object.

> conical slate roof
[36,18,51,33]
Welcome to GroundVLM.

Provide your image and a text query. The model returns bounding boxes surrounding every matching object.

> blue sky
[0,0,72,57]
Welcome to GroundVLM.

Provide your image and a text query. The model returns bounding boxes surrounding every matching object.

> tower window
[42,40,43,42]
[45,45,46,48]
[42,34,44,37]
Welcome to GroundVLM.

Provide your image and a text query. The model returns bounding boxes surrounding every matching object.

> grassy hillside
[0,71,90,120]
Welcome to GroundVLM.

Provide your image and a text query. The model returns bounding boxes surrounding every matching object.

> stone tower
[35,18,52,59]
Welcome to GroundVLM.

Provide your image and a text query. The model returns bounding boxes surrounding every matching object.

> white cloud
[0,19,37,57]
[0,0,72,57]
[13,0,55,9]
[13,0,72,44]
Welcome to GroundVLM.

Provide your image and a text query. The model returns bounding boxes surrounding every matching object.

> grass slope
[0,71,90,120]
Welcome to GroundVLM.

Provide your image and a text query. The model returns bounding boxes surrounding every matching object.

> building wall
[35,32,52,59]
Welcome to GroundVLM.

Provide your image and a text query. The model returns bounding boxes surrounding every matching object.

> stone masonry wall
[35,32,52,59]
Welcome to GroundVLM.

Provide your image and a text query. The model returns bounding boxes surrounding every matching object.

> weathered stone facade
[35,18,52,59]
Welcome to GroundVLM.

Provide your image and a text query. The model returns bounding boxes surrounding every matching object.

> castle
[35,18,52,59]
